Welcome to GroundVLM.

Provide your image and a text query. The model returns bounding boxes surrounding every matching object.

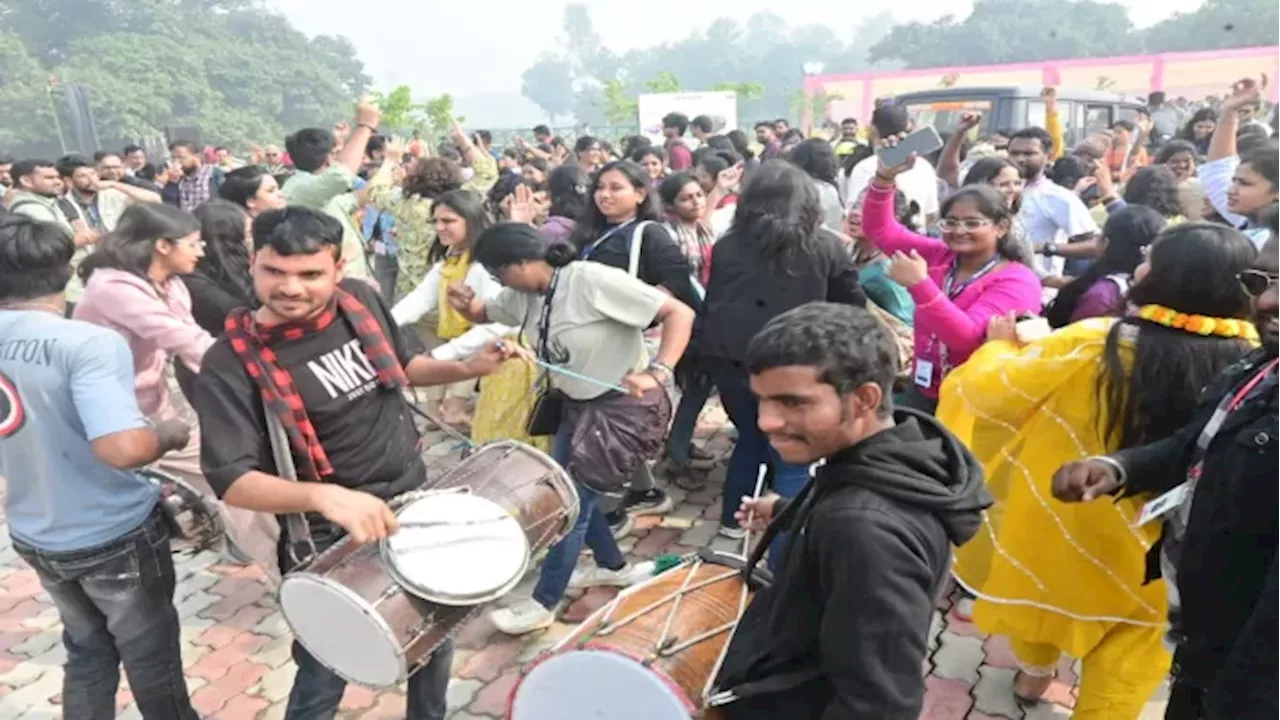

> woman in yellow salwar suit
[936,222,1260,718]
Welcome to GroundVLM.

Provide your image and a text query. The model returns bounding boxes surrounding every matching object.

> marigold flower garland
[1136,304,1259,341]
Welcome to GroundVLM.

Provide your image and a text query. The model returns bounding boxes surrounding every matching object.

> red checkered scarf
[224,288,408,481]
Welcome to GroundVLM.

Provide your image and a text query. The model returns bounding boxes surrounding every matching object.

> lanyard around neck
[580,219,637,260]
[942,255,1001,299]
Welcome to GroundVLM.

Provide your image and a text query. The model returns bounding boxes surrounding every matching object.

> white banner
[637,92,739,143]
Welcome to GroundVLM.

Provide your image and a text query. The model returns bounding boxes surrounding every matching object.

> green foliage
[867,0,1278,69]
[371,86,420,130]
[601,80,639,125]
[644,72,683,94]
[0,33,56,147]
[0,0,372,152]
[869,0,1138,68]
[525,5,897,126]
[1142,0,1280,52]
[712,82,767,102]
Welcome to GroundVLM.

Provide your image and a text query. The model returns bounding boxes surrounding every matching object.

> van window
[1084,105,1113,136]
[905,100,994,136]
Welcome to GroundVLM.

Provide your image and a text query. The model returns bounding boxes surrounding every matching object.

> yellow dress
[937,318,1169,717]
[470,336,552,453]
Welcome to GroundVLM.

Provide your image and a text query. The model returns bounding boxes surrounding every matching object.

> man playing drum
[191,206,507,719]
[713,303,992,719]
[0,215,200,719]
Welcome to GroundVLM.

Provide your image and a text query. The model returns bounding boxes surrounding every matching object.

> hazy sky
[268,0,1205,123]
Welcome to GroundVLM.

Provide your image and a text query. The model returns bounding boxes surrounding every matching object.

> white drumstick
[741,464,767,558]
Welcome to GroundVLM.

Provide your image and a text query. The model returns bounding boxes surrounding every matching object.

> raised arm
[863,175,951,263]
[938,113,981,188]
[335,98,383,176]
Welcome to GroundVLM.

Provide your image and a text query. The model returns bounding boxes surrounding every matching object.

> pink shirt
[863,182,1042,398]
[74,269,215,416]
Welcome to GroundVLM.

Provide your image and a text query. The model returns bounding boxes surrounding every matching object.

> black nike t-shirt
[193,280,423,500]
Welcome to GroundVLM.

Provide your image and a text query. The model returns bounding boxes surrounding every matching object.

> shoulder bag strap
[628,221,651,278]
[263,400,317,567]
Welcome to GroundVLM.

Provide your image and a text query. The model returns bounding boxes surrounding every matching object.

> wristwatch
[1043,242,1059,257]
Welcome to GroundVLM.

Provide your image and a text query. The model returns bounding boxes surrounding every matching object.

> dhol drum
[277,440,579,688]
[508,549,772,720]
[138,468,225,555]
[384,440,579,606]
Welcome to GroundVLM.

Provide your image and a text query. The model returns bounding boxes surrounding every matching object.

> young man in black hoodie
[710,302,992,719]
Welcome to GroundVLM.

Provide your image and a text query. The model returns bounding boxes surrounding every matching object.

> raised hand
[355,96,381,129]
[886,249,928,288]
[874,132,917,180]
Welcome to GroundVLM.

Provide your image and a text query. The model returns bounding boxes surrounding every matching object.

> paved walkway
[0,404,1168,719]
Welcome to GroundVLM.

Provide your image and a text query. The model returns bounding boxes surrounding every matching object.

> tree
[1142,0,1280,52]
[712,82,766,102]
[869,0,1140,68]
[600,80,638,124]
[521,57,575,123]
[371,85,419,130]
[644,72,683,94]
[0,0,372,154]
[0,33,55,147]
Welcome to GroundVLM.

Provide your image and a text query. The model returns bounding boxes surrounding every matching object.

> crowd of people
[0,73,1276,720]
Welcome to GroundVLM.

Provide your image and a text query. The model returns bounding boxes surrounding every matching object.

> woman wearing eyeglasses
[864,155,1042,413]
[935,222,1260,716]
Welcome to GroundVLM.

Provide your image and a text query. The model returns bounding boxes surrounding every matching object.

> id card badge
[914,359,935,388]
[1135,482,1191,527]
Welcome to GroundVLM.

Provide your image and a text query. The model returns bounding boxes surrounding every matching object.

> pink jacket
[74,268,215,416]
[862,182,1042,398]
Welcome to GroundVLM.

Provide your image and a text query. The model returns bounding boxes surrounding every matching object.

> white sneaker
[718,525,746,540]
[490,598,555,635]
[568,561,655,590]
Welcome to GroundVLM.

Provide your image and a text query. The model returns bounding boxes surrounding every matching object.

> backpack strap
[627,221,651,278]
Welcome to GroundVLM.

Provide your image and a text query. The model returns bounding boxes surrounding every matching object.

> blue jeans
[13,509,198,720]
[283,528,451,719]
[666,374,714,465]
[532,417,628,609]
[714,368,811,573]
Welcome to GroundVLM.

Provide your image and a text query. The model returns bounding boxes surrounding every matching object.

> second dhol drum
[508,549,772,720]
[277,440,579,688]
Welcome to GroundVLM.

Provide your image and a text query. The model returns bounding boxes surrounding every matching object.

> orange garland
[1136,304,1259,341]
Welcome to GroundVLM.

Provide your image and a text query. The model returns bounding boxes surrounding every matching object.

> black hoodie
[714,409,992,720]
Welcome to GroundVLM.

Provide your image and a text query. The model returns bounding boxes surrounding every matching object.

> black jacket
[700,227,864,366]
[1113,348,1278,719]
[715,411,992,720]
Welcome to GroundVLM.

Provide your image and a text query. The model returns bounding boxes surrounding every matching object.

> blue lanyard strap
[942,255,1001,299]
[579,220,636,260]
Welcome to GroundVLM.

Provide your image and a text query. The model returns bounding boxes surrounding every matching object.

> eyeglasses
[938,218,994,232]
[1238,269,1279,297]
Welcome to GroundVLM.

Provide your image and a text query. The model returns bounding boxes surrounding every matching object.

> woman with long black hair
[74,203,277,571]
[788,138,844,232]
[1178,107,1217,156]
[1046,205,1166,327]
[939,222,1259,714]
[538,164,589,245]
[701,160,866,549]
[185,200,253,335]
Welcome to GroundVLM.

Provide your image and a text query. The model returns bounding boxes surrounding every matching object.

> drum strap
[264,400,318,567]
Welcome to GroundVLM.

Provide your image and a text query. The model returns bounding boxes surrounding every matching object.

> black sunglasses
[1238,269,1279,298]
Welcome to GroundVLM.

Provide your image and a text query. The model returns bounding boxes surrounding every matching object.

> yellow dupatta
[935,318,1169,658]
[436,251,474,340]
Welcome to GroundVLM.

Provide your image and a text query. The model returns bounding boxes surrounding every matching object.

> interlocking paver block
[932,632,984,685]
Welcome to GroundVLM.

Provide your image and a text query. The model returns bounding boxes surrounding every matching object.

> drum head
[278,574,404,688]
[384,493,529,605]
[511,648,693,720]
